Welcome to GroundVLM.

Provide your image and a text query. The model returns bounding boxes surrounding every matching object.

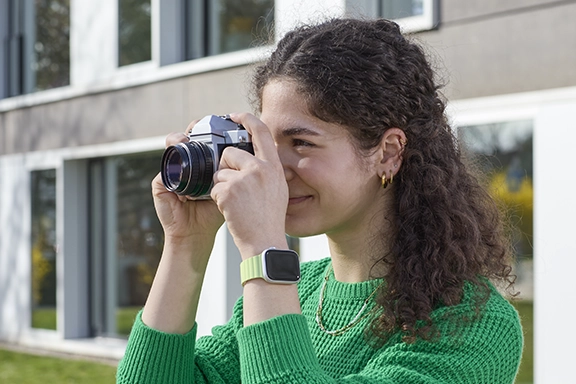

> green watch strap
[240,254,263,286]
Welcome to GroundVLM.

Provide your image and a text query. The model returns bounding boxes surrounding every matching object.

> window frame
[385,0,438,33]
[182,0,275,61]
[88,151,165,339]
[118,0,152,67]
[30,168,59,331]
[25,154,62,338]
[346,0,438,33]
[0,0,274,107]
[1,0,70,98]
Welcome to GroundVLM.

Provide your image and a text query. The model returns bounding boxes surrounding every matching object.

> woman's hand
[142,122,226,334]
[210,113,289,258]
[152,128,225,267]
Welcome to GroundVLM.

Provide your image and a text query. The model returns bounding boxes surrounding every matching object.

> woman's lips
[288,196,311,205]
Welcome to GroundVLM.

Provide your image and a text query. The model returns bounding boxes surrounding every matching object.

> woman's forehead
[261,86,344,136]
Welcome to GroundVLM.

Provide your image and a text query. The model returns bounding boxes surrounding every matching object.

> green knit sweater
[117,258,523,383]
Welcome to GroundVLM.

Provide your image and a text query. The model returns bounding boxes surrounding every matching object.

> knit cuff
[116,310,197,384]
[237,314,319,383]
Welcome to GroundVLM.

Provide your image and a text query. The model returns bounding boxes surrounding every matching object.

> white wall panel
[70,0,118,87]
[533,100,576,384]
[0,155,32,341]
[275,0,346,41]
[451,86,576,384]
[300,235,330,263]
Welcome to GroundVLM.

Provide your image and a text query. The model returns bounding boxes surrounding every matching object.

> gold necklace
[315,265,384,336]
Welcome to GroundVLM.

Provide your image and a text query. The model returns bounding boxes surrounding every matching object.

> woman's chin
[285,219,323,239]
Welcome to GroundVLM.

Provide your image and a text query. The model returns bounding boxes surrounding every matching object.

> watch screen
[264,250,301,282]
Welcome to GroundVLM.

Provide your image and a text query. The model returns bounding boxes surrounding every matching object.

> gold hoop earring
[389,170,394,185]
[381,174,389,189]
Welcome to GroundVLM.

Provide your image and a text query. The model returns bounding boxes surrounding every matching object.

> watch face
[264,250,301,282]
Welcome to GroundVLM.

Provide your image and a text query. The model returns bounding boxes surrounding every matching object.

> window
[185,0,274,59]
[2,0,70,97]
[458,120,533,382]
[346,0,437,33]
[118,0,152,66]
[459,120,533,265]
[381,0,425,19]
[89,152,163,337]
[31,169,57,330]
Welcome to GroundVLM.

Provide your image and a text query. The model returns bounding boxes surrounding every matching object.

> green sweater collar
[322,262,384,300]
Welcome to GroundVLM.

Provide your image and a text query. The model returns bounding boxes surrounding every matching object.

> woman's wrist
[162,233,216,271]
[238,237,290,261]
[142,235,213,334]
[242,279,301,326]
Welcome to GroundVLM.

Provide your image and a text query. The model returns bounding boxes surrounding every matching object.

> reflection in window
[459,120,533,265]
[185,0,274,59]
[31,169,57,330]
[89,153,162,337]
[346,0,435,33]
[115,154,163,336]
[119,0,152,66]
[214,0,274,54]
[381,0,423,19]
[459,120,533,383]
[34,0,70,91]
[4,0,70,96]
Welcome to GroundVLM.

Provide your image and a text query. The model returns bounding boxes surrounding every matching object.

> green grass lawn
[31,306,141,336]
[0,348,117,384]
[116,306,141,336]
[512,300,533,384]
[31,308,57,330]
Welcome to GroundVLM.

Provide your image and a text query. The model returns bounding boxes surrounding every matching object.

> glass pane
[114,153,163,336]
[459,120,533,263]
[7,0,70,94]
[31,169,57,330]
[381,0,423,18]
[33,0,70,91]
[459,120,533,383]
[211,0,274,55]
[118,0,152,66]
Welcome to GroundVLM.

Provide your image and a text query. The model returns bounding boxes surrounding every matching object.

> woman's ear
[376,128,407,180]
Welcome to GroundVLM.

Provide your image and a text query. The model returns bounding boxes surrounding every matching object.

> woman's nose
[283,164,295,182]
[276,147,295,182]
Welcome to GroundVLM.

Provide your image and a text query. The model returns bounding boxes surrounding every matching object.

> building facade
[1,0,575,382]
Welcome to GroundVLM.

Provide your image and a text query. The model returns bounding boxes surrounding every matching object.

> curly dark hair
[251,18,516,343]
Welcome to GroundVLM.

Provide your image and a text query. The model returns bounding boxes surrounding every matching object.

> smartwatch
[240,248,301,286]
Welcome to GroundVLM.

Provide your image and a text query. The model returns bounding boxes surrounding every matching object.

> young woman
[117,18,523,383]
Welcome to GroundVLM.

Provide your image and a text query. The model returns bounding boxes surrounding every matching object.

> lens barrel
[160,141,214,197]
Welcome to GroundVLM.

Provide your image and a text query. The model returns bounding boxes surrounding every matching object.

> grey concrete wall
[0,66,254,155]
[420,0,576,99]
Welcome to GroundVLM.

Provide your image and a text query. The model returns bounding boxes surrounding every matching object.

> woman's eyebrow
[281,127,321,137]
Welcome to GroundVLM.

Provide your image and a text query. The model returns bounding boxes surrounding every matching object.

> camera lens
[161,141,214,197]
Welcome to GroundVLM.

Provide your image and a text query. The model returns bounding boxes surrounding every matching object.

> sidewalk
[0,340,121,367]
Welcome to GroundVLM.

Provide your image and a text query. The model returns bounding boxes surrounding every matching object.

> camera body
[161,115,254,199]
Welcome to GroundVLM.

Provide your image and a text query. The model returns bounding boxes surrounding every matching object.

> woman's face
[260,80,386,239]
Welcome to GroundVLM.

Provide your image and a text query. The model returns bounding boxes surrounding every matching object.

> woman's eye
[293,139,315,147]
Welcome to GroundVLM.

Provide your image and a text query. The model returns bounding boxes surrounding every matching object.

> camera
[161,115,254,199]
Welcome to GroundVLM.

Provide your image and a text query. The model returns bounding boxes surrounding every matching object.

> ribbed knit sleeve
[237,314,321,383]
[117,300,244,384]
[116,311,198,384]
